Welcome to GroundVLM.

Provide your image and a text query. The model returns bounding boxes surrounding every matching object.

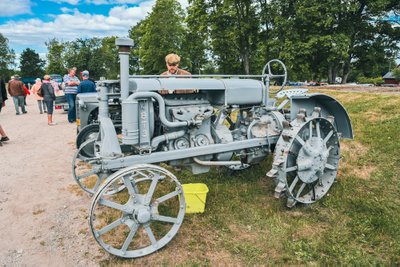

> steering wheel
[262,59,287,95]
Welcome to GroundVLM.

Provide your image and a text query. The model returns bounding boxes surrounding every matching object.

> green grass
[99,91,400,265]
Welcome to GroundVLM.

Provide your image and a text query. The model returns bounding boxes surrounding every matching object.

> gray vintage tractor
[72,38,353,258]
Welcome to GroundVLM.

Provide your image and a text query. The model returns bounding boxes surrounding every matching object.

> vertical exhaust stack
[115,38,134,101]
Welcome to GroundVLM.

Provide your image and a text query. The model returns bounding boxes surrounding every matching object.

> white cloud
[86,0,146,4]
[0,3,154,50]
[60,7,79,13]
[0,0,32,17]
[48,0,80,5]
[0,0,188,54]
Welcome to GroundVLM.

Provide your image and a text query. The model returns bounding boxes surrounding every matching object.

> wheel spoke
[285,165,298,172]
[92,176,102,192]
[288,176,299,192]
[121,223,139,252]
[123,174,137,196]
[295,182,306,198]
[295,135,306,146]
[97,217,124,235]
[76,169,98,180]
[145,175,160,205]
[309,121,313,139]
[98,198,126,212]
[156,190,179,204]
[324,130,334,144]
[316,121,321,138]
[152,215,178,224]
[144,224,157,246]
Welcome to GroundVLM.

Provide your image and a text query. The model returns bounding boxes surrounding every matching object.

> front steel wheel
[89,164,185,258]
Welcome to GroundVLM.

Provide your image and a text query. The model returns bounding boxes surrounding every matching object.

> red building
[383,71,399,85]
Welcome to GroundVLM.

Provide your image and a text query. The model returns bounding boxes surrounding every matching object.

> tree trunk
[242,50,250,75]
[342,59,351,84]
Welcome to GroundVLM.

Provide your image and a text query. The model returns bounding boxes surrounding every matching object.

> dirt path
[0,96,102,265]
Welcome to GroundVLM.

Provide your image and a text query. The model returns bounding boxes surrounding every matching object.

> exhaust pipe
[115,38,134,101]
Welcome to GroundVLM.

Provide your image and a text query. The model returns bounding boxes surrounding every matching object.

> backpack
[37,85,43,97]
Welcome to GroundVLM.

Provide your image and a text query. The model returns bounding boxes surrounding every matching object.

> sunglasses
[168,63,178,66]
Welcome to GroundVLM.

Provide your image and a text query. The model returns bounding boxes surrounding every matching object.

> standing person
[63,68,80,123]
[0,77,10,146]
[41,75,57,126]
[7,74,27,115]
[77,70,96,94]
[160,53,193,94]
[31,78,47,114]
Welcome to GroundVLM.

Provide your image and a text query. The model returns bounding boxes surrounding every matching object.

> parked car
[50,74,62,83]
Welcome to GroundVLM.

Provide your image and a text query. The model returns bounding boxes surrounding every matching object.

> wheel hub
[133,206,151,224]
[297,137,328,184]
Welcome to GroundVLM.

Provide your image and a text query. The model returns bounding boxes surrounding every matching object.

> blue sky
[0,0,187,59]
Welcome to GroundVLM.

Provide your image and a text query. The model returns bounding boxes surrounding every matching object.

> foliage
[99,36,119,79]
[62,38,119,80]
[19,48,45,78]
[128,21,145,74]
[357,76,384,85]
[45,39,65,75]
[184,0,209,74]
[204,0,261,74]
[134,0,187,74]
[0,33,15,79]
[392,67,400,81]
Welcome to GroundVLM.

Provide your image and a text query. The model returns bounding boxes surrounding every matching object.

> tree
[129,21,146,74]
[63,38,106,80]
[99,36,119,79]
[0,33,16,79]
[46,39,65,75]
[184,0,210,74]
[19,48,45,78]
[136,0,187,74]
[392,66,400,81]
[335,0,400,83]
[207,0,260,74]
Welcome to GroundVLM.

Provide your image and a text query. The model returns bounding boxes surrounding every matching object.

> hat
[35,78,41,82]
[82,70,89,77]
[165,54,180,65]
[14,74,20,79]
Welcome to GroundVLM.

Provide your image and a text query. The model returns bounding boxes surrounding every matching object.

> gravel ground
[0,95,103,266]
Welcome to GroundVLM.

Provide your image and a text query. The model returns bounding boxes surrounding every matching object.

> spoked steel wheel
[268,110,340,208]
[72,138,113,195]
[89,164,185,258]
